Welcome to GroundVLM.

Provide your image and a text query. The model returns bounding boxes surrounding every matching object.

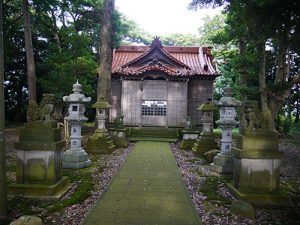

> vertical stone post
[62,81,92,169]
[210,87,241,173]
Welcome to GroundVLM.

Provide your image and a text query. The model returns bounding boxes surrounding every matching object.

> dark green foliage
[3,0,151,123]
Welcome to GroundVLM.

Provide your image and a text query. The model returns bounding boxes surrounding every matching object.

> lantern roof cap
[197,99,217,111]
[214,87,242,107]
[92,97,112,109]
[63,80,91,103]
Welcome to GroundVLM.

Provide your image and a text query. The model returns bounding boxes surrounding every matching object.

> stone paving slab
[82,141,201,225]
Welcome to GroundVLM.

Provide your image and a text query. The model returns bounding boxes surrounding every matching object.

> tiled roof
[112,38,217,78]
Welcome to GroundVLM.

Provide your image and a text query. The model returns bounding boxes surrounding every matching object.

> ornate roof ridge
[120,37,191,70]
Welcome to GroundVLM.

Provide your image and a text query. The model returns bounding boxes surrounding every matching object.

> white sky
[115,0,222,36]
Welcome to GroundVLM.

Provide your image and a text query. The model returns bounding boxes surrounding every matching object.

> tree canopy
[189,0,300,131]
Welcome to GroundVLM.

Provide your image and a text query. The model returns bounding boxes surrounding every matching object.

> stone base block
[210,153,233,174]
[180,139,197,150]
[86,129,116,154]
[192,137,218,156]
[62,159,92,169]
[63,149,92,169]
[8,177,72,200]
[227,182,290,207]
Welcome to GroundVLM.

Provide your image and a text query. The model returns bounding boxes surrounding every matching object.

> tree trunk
[50,8,61,50]
[238,38,247,133]
[97,0,115,101]
[22,0,36,102]
[257,40,275,131]
[0,0,7,218]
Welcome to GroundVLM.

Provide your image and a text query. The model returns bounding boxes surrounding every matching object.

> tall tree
[189,0,300,131]
[22,0,36,102]
[97,0,114,100]
[0,0,7,218]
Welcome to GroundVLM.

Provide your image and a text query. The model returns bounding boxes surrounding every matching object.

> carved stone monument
[192,99,218,155]
[62,81,92,169]
[210,87,241,173]
[227,100,288,206]
[8,95,71,198]
[86,97,116,154]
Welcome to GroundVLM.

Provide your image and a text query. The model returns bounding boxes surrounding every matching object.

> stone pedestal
[227,132,289,206]
[8,122,71,199]
[180,130,199,150]
[109,128,128,148]
[192,131,217,156]
[210,125,236,173]
[86,128,116,154]
[62,120,92,169]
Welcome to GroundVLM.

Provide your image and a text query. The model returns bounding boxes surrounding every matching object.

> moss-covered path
[82,141,201,225]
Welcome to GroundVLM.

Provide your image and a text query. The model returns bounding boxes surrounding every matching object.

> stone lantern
[62,80,92,169]
[86,97,115,154]
[210,87,241,173]
[192,99,218,155]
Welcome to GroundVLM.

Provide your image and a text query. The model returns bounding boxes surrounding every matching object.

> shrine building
[109,37,218,127]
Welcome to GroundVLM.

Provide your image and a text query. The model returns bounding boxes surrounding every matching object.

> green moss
[180,139,196,150]
[112,137,128,148]
[91,97,111,109]
[48,164,103,213]
[199,176,231,206]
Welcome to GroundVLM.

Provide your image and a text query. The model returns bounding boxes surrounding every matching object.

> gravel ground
[44,144,135,225]
[171,140,300,225]
[3,128,300,225]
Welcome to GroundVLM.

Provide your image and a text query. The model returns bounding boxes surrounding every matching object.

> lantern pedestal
[180,130,199,150]
[192,133,218,156]
[109,128,128,148]
[86,129,116,154]
[227,131,289,206]
[86,98,116,154]
[8,122,72,199]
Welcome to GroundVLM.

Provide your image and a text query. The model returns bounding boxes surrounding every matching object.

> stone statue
[243,101,259,133]
[185,116,193,130]
[27,101,42,122]
[114,114,124,129]
[27,94,62,123]
[39,94,56,122]
[242,100,275,134]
